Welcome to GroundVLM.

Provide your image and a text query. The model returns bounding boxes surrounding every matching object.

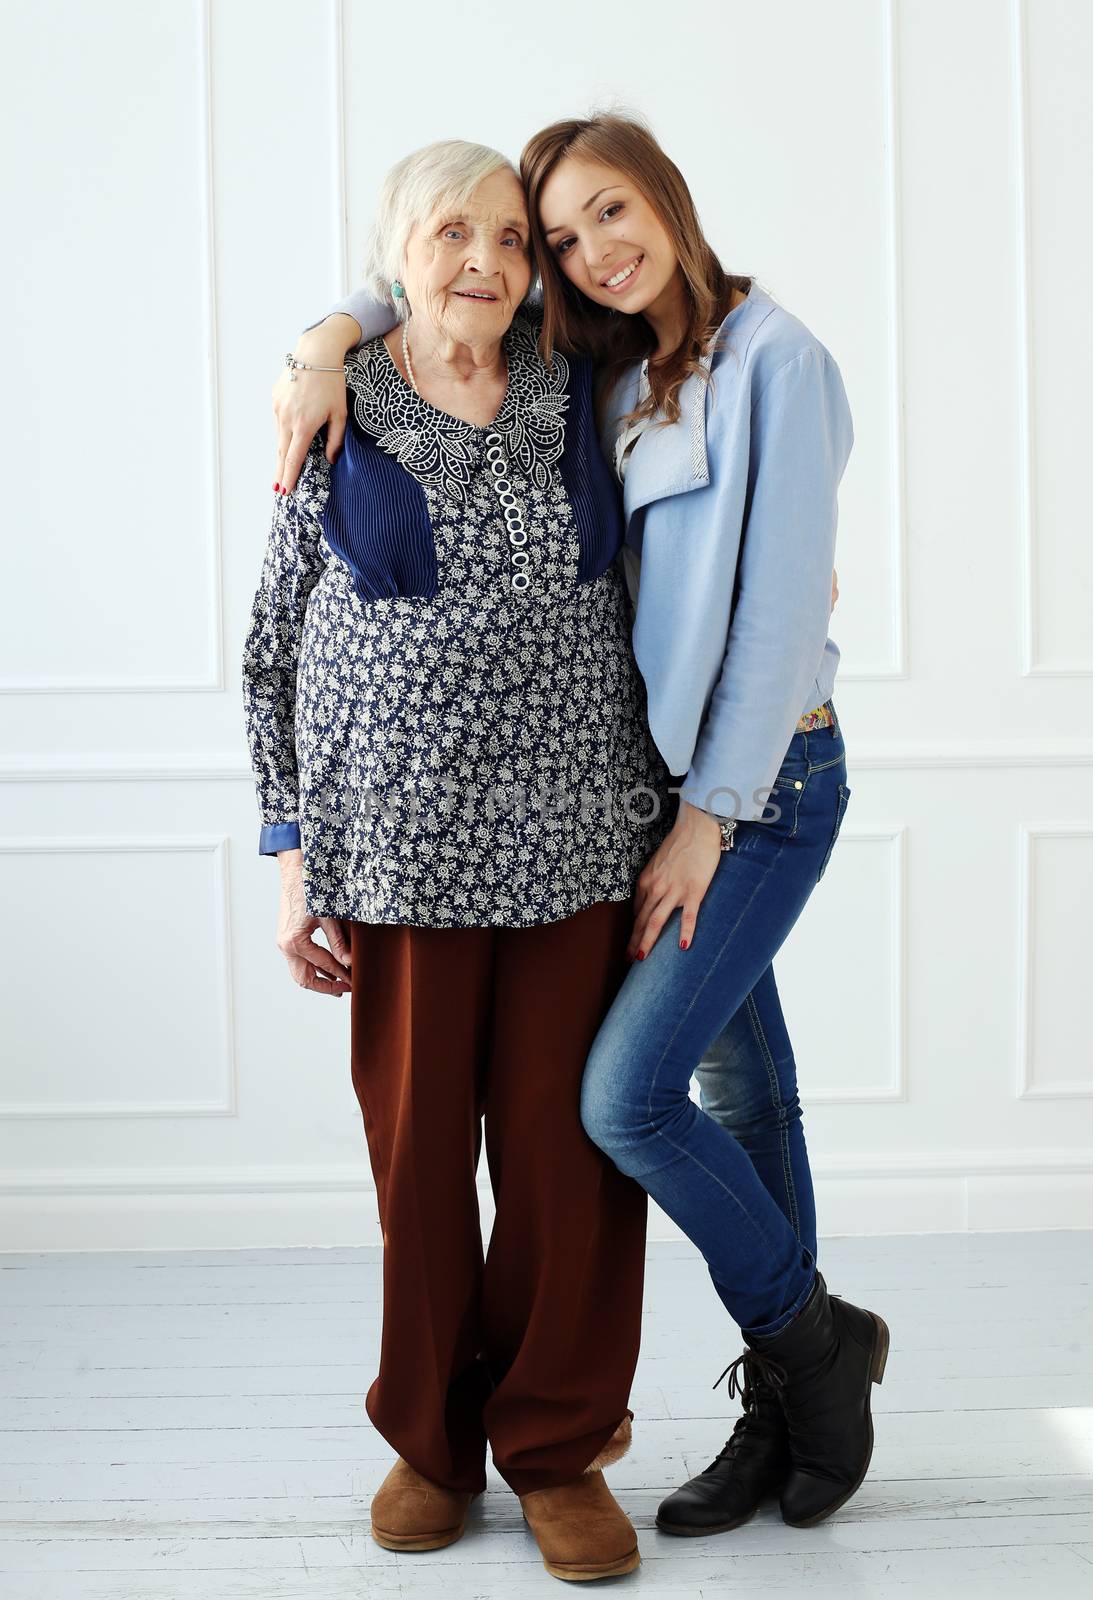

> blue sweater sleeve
[678,347,854,823]
[303,288,399,347]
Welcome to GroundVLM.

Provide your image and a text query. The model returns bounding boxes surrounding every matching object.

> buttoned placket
[485,432,531,593]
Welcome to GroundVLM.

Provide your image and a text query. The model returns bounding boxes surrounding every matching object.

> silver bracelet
[284,352,346,383]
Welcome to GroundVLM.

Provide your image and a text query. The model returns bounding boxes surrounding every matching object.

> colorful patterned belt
[796,702,836,733]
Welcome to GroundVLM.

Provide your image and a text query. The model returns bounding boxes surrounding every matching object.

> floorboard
[2,1231,1091,1598]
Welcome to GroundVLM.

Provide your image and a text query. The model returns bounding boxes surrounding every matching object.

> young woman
[273,113,889,1544]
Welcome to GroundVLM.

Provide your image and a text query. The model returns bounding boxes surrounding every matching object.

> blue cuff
[259,821,301,856]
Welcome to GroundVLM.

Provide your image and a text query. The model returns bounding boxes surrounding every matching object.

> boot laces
[713,1348,787,1404]
[704,1349,788,1471]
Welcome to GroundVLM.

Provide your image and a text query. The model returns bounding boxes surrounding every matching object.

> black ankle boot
[746,1268,889,1527]
[655,1349,791,1536]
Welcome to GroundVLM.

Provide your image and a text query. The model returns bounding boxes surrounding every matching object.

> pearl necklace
[400,316,509,401]
[401,320,419,395]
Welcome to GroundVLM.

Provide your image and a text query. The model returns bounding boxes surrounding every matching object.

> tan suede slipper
[519,1470,640,1582]
[369,1456,478,1552]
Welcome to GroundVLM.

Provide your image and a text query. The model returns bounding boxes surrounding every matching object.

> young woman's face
[537,157,679,315]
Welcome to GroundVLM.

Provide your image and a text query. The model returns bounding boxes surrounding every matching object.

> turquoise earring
[391,281,405,299]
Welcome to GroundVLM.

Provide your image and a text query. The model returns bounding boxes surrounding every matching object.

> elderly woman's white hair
[363,139,531,321]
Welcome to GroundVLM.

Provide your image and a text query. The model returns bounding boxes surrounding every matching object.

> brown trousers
[348,897,647,1496]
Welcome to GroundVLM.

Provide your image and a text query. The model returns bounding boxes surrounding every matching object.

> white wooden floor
[1,1231,1092,1599]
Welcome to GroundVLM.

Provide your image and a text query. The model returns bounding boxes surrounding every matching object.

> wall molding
[0,835,238,1120]
[1016,822,1093,1100]
[1013,0,1037,676]
[4,1148,1089,1248]
[809,826,907,1103]
[846,742,1093,770]
[4,741,1093,785]
[1012,0,1093,678]
[2,1147,1089,1196]
[840,0,909,684]
[333,0,350,293]
[0,0,224,696]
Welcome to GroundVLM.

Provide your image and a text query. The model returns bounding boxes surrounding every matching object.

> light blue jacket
[313,278,853,823]
[604,281,853,821]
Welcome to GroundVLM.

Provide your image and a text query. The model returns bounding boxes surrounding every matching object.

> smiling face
[537,156,680,318]
[400,167,532,344]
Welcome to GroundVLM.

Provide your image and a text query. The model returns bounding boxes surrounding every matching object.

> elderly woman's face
[401,168,532,342]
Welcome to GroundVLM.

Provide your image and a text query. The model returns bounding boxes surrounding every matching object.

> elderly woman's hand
[272,315,360,495]
[275,849,353,996]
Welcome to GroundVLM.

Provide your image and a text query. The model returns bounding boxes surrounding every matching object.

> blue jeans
[581,706,851,1339]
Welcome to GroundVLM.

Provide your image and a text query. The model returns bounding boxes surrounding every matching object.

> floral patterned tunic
[242,314,670,927]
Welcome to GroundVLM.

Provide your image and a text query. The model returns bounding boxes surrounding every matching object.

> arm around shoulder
[302,287,399,348]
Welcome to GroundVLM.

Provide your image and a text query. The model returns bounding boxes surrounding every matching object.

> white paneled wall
[1,0,1090,1249]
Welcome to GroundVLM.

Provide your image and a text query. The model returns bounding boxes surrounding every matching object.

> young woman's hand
[628,802,723,960]
[831,567,839,611]
[272,314,360,494]
[275,850,353,996]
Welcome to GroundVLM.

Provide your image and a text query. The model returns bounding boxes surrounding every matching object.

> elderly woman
[241,140,669,1583]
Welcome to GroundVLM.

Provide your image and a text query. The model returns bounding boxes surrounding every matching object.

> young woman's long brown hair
[520,113,751,426]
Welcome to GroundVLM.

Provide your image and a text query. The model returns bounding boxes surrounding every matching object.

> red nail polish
[273,482,280,492]
[637,949,646,960]
[680,938,689,950]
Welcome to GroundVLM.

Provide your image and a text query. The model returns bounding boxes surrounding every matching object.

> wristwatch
[717,818,737,852]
